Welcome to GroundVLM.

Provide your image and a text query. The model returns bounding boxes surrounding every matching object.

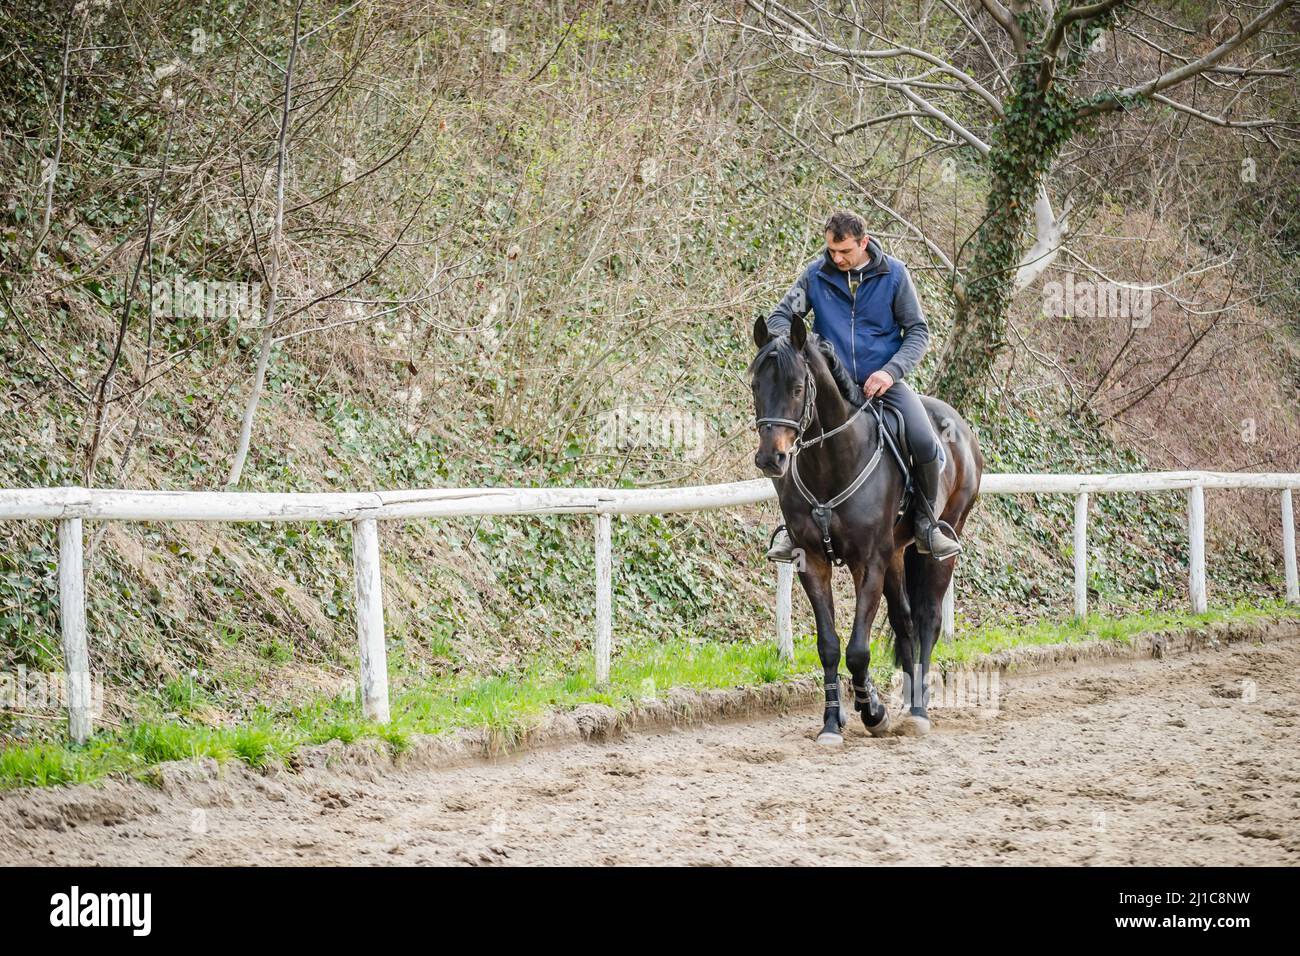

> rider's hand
[863,370,894,399]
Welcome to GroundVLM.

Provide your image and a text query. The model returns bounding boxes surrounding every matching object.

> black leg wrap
[851,681,871,711]
[823,682,845,729]
[853,680,886,725]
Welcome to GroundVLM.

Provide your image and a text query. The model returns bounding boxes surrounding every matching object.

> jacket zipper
[849,265,858,382]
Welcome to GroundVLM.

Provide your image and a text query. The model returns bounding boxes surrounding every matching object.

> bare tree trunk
[28,20,71,265]
[226,0,301,489]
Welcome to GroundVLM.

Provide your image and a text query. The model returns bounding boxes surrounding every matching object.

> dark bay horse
[749,313,983,745]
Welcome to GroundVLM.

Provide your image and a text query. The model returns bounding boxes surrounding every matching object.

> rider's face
[826,231,870,271]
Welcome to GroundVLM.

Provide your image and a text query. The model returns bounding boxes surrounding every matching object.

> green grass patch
[933,597,1294,670]
[2,600,1294,791]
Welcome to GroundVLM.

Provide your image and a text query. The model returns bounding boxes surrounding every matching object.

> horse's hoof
[896,714,930,737]
[864,707,891,737]
[816,731,844,747]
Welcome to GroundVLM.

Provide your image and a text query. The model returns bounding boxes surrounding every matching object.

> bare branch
[977,0,1027,54]
[743,0,1005,115]
[1080,0,1296,118]
[736,83,956,275]
[1150,92,1290,129]
[831,110,929,141]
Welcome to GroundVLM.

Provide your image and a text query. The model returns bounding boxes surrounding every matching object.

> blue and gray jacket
[765,236,930,385]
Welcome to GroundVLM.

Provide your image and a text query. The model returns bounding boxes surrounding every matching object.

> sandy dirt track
[3,629,1299,866]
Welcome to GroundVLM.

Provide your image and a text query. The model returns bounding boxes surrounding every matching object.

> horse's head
[749,313,812,478]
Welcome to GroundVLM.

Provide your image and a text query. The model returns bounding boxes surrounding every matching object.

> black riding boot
[912,454,962,560]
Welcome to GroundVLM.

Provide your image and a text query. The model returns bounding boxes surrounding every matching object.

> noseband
[754,368,891,566]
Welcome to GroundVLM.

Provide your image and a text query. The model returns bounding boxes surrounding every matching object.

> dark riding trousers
[877,379,941,466]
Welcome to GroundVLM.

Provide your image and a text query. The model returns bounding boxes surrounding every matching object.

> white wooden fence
[2,470,1298,743]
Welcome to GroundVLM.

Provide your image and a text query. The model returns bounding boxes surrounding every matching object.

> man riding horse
[763,209,962,562]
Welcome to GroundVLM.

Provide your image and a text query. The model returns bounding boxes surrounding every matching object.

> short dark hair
[824,210,867,242]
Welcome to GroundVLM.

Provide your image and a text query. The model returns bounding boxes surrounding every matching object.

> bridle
[754,365,819,437]
[754,367,894,566]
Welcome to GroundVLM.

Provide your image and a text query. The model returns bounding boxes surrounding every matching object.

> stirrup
[765,525,796,563]
[915,518,961,560]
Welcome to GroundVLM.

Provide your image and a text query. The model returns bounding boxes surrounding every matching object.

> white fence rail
[2,471,1298,743]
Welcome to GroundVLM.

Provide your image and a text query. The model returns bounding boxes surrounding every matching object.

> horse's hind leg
[844,554,891,736]
[852,551,912,736]
[799,555,847,746]
[905,555,956,735]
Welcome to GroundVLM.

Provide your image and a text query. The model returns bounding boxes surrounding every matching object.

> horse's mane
[748,331,859,406]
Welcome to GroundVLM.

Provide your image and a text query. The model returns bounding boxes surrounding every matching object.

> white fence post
[351,518,390,723]
[1073,492,1089,620]
[1188,483,1207,614]
[594,512,612,684]
[1283,488,1298,605]
[941,575,955,641]
[775,562,794,661]
[58,517,92,744]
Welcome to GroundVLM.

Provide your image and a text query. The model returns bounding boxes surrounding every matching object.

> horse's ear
[790,312,808,351]
[752,315,771,349]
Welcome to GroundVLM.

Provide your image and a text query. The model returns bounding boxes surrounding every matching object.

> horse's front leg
[845,554,891,736]
[798,554,845,746]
